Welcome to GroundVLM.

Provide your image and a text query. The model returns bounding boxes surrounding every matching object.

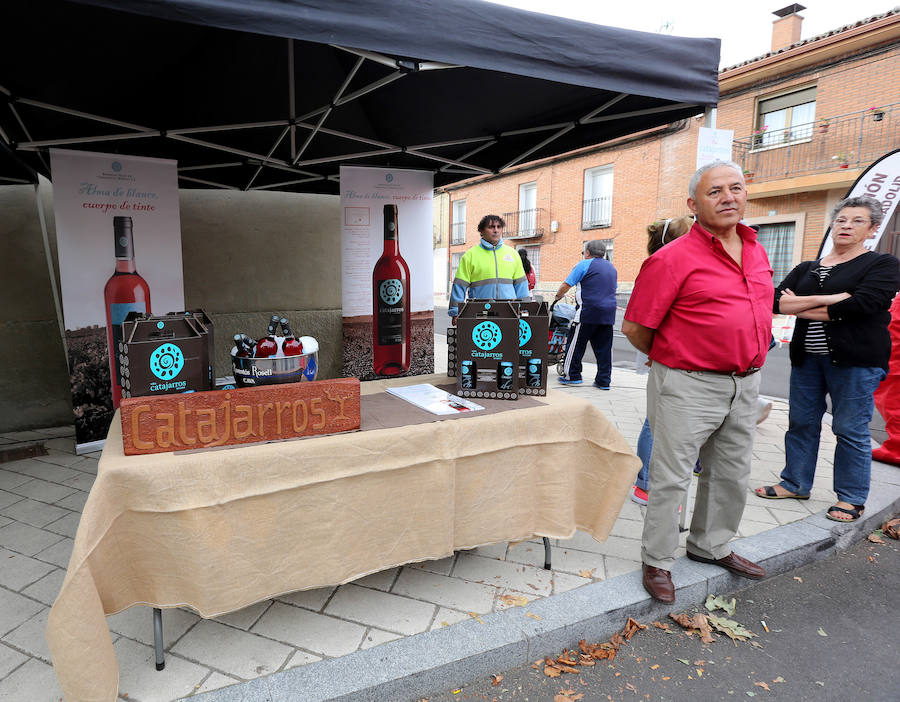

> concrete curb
[182,476,900,702]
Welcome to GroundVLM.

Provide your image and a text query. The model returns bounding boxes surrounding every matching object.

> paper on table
[386,383,485,415]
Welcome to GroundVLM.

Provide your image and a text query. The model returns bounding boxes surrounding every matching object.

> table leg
[542,537,552,570]
[153,608,165,670]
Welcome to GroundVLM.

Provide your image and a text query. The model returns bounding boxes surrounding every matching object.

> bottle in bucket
[233,334,252,358]
[255,315,280,358]
[280,317,303,356]
[372,204,410,376]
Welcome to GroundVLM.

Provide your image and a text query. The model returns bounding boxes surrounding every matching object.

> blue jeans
[560,321,612,386]
[779,356,886,505]
[635,417,701,491]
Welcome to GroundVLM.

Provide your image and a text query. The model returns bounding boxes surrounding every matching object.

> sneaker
[756,401,773,425]
[593,382,610,390]
[631,485,649,505]
[558,378,583,385]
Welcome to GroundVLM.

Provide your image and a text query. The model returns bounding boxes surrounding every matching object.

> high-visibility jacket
[449,239,529,316]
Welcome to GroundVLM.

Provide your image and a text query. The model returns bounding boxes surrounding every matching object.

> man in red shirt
[623,161,774,603]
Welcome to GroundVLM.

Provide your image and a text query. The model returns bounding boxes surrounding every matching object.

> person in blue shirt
[550,240,618,388]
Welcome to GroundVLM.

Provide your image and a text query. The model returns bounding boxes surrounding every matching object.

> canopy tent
[0,0,720,193]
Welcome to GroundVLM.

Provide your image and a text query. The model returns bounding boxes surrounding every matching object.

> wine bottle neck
[115,258,137,273]
[382,237,399,255]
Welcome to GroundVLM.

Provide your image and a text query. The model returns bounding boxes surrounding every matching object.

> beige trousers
[641,362,760,569]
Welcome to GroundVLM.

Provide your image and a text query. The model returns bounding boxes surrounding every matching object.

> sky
[485,1,896,68]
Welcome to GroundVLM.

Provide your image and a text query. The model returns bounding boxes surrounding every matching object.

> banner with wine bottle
[339,166,434,380]
[50,149,183,451]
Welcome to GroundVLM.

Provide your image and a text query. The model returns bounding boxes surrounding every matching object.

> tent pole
[288,39,296,159]
[704,106,716,129]
[34,178,69,371]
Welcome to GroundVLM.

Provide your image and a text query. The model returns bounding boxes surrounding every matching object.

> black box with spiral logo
[455,300,520,400]
[117,311,214,400]
[515,301,549,395]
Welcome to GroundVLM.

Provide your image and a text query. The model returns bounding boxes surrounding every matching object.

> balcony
[502,207,545,239]
[733,103,899,184]
[450,221,466,245]
[582,195,612,229]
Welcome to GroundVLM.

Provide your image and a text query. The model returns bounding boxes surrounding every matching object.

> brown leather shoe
[687,551,766,579]
[642,563,675,603]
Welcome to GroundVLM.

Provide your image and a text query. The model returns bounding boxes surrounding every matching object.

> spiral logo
[149,343,184,380]
[518,319,532,347]
[472,321,502,350]
[379,279,403,305]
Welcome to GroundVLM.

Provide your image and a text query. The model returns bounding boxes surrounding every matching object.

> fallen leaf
[498,594,530,607]
[689,613,716,644]
[815,681,825,686]
[705,594,737,616]
[793,576,803,583]
[882,517,900,539]
[579,569,596,578]
[867,531,885,544]
[697,669,704,677]
[468,612,485,624]
[652,621,670,631]
[544,665,562,678]
[754,682,770,691]
[750,641,764,649]
[773,676,785,683]
[708,613,758,643]
[650,664,660,670]
[491,674,503,686]
[662,676,671,680]
[676,658,690,665]
[441,621,449,627]
[817,628,828,637]
[557,664,581,674]
[625,682,638,693]
[623,618,648,639]
[746,692,756,697]
[526,612,542,621]
[670,613,692,629]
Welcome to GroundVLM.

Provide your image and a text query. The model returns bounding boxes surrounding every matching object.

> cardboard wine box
[454,300,520,400]
[516,300,549,395]
[118,311,214,400]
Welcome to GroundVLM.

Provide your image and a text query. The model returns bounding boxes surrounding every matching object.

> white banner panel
[696,127,734,170]
[340,165,434,380]
[50,149,183,446]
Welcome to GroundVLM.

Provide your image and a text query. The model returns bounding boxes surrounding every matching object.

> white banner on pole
[696,127,734,169]
[50,148,183,447]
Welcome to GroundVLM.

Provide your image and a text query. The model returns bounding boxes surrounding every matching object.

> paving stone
[173,619,293,680]
[193,672,242,695]
[9,478,77,505]
[0,641,28,678]
[546,547,608,579]
[555,529,607,554]
[35,451,89,468]
[407,554,455,576]
[428,607,471,631]
[0,516,9,529]
[325,584,435,635]
[70,457,99,475]
[0,546,56,591]
[360,627,403,649]
[471,541,508,559]
[0,522,64,557]
[43,512,82,538]
[115,637,210,702]
[0,491,22,512]
[350,567,398,592]
[0,656,64,702]
[251,602,365,658]
[35,536,74,569]
[0,587,43,637]
[54,490,89,512]
[42,437,76,453]
[452,553,552,596]
[0,430,47,441]
[9,459,82,484]
[768,505,807,526]
[739,519,776,537]
[34,426,76,439]
[275,586,335,612]
[604,555,642,579]
[3,607,51,662]
[740,503,781,524]
[284,650,322,669]
[214,601,272,630]
[21,568,66,606]
[0,498,70,528]
[583,534,642,562]
[393,566,496,614]
[552,571,593,594]
[493,588,538,612]
[61,472,96,492]
[107,605,201,648]
[0,470,31,492]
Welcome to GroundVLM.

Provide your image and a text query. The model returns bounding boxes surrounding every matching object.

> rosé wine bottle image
[372,204,411,375]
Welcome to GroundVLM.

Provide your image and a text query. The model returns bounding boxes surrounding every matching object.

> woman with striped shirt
[755,196,900,522]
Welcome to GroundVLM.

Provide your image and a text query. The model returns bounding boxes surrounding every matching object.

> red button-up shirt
[624,222,775,373]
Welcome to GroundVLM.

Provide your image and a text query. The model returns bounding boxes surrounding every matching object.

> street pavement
[0,323,897,701]
[427,533,900,702]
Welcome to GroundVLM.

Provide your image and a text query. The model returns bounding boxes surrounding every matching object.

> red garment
[873,293,900,466]
[625,221,774,373]
[526,268,536,290]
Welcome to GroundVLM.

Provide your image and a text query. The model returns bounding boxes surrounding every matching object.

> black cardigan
[775,251,900,370]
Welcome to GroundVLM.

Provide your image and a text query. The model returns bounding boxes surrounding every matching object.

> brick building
[436,6,900,298]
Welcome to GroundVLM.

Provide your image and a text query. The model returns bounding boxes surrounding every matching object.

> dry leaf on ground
[653,621,670,631]
[579,569,596,578]
[867,531,885,544]
[708,613,758,643]
[498,594,530,607]
[882,517,900,539]
[705,594,737,616]
[491,674,503,686]
[754,682,771,691]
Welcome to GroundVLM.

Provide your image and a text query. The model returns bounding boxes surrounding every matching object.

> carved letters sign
[120,378,361,455]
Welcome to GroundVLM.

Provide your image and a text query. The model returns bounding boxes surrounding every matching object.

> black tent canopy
[0,0,720,192]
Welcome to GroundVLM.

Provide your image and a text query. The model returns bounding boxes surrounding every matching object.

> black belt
[706,367,761,378]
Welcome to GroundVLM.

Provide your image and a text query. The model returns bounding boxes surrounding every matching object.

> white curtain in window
[756,223,794,286]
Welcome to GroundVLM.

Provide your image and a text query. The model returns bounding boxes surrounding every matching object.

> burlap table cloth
[47,375,639,701]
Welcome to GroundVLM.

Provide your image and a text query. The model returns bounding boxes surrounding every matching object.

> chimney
[771,4,805,52]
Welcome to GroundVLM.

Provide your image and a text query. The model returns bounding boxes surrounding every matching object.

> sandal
[826,504,865,522]
[755,485,810,500]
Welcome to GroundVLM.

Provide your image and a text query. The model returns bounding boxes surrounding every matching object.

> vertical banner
[340,165,434,380]
[696,127,734,169]
[50,149,183,450]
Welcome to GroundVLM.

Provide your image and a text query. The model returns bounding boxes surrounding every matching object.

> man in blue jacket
[448,214,530,322]
[551,240,618,389]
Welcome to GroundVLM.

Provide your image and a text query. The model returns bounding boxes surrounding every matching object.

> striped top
[803,265,834,355]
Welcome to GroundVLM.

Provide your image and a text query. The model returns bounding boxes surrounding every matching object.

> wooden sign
[120,378,360,455]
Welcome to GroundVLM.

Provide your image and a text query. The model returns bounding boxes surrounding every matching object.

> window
[756,86,816,147]
[451,200,466,245]
[518,182,537,236]
[451,252,464,281]
[520,245,540,280]
[755,223,795,286]
[582,165,613,228]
